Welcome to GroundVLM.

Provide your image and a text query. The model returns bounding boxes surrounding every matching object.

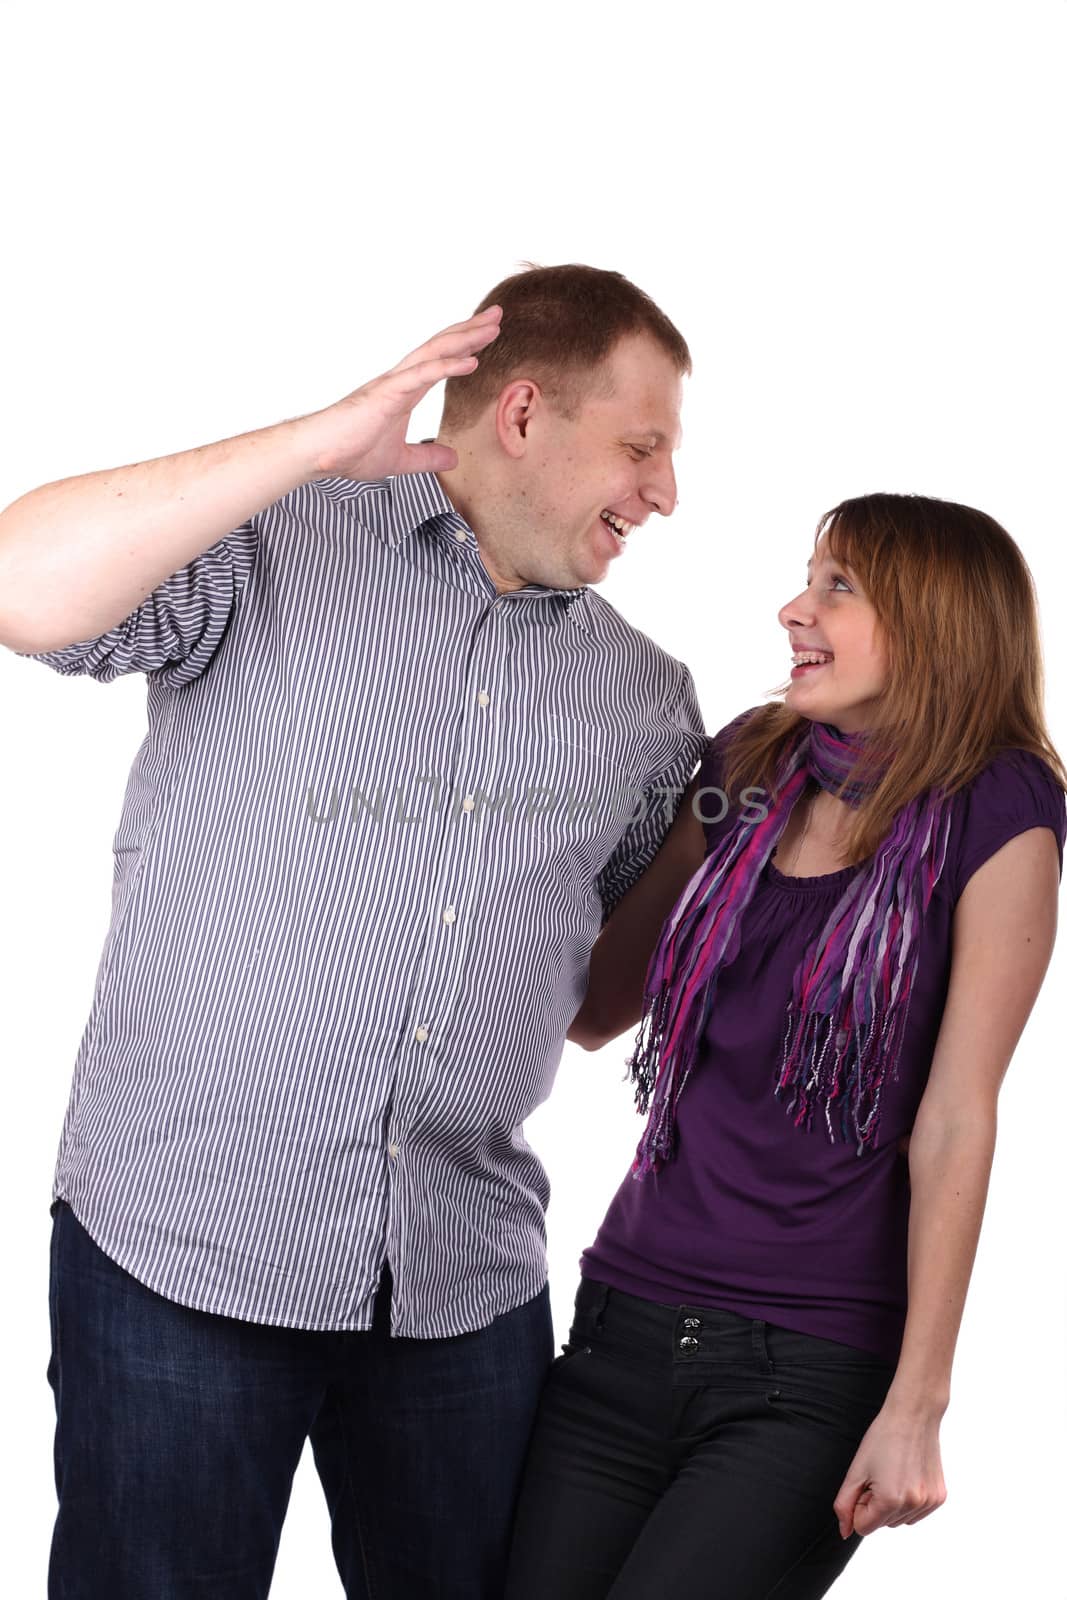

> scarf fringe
[774,988,915,1155]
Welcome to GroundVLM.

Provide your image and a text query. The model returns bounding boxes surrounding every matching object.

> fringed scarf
[628,721,951,1174]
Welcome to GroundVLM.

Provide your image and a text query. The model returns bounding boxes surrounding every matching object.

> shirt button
[414,1025,429,1043]
[476,691,490,708]
[387,1141,400,1160]
[461,795,476,814]
[455,528,468,543]
[442,906,457,925]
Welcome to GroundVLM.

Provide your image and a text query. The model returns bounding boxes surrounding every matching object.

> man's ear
[494,378,543,460]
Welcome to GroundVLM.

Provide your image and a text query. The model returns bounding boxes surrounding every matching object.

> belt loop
[751,1318,773,1373]
[592,1282,611,1330]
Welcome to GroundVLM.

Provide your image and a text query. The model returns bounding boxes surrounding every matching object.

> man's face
[507,333,684,590]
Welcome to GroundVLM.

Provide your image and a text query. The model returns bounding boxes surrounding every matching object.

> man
[1,264,705,1598]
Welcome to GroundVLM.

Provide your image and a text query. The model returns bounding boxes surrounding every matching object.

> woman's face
[777,538,889,731]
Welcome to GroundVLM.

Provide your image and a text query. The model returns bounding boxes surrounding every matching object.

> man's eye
[627,446,653,460]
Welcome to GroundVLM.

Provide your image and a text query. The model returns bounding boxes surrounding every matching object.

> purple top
[582,718,1066,1361]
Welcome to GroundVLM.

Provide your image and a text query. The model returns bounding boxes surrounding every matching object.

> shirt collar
[323,472,590,623]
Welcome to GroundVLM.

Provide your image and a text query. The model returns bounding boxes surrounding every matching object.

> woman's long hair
[722,493,1066,864]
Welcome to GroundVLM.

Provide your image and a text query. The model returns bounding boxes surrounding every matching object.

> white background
[1,0,1064,1594]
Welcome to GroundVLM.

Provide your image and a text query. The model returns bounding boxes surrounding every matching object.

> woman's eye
[829,575,852,592]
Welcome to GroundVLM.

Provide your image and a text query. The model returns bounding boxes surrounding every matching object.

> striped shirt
[21,471,704,1336]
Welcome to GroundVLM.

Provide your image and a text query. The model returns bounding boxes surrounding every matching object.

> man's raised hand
[311,307,503,481]
[0,307,502,653]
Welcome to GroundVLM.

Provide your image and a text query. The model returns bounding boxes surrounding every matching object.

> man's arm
[571,773,705,1050]
[0,307,502,653]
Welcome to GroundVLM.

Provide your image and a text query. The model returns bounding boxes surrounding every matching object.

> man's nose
[642,459,678,518]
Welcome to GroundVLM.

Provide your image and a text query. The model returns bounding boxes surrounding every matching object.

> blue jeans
[47,1202,553,1599]
[505,1278,897,1599]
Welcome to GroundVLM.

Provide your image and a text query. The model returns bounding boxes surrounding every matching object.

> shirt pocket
[528,721,640,854]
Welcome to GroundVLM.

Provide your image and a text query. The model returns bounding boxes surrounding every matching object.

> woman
[505,493,1066,1599]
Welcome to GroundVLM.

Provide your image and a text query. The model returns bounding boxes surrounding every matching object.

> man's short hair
[439,263,691,434]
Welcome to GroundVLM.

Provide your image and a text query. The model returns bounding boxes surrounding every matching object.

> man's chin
[573,555,610,589]
[541,563,601,593]
[531,548,606,591]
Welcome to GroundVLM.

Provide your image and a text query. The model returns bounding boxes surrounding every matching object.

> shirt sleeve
[595,663,705,922]
[946,749,1066,903]
[15,518,261,689]
[693,706,764,854]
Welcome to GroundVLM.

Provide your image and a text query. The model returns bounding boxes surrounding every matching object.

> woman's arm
[834,825,1061,1540]
[569,775,706,1050]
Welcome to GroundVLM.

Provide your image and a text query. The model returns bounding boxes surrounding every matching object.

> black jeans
[505,1278,896,1600]
[47,1202,553,1599]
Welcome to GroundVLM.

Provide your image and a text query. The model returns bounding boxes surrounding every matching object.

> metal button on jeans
[678,1335,699,1353]
[683,1316,702,1330]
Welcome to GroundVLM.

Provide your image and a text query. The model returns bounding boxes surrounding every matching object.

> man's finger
[349,353,486,420]
[395,442,460,476]
[392,307,503,374]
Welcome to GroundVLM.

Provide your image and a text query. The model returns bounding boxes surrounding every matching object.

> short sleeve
[16,518,261,688]
[595,664,705,921]
[946,749,1066,903]
[693,706,763,854]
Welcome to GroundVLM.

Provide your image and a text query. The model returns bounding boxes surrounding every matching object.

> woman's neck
[776,785,856,877]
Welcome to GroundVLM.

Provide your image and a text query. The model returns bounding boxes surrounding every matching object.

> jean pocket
[768,1360,894,1439]
[557,1308,598,1359]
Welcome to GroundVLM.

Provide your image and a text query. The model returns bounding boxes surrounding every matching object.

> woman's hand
[833,1403,947,1538]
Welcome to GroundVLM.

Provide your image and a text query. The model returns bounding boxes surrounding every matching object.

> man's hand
[833,1404,947,1539]
[310,306,503,481]
[0,305,502,653]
